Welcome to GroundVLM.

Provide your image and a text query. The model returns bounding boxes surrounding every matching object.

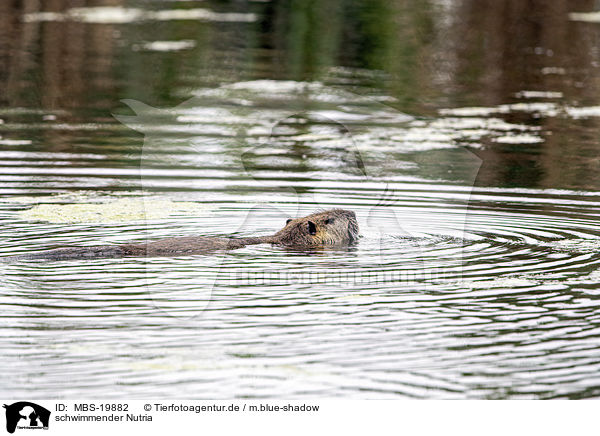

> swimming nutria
[5,209,359,261]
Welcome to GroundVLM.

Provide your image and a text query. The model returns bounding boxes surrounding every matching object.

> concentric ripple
[2,184,600,399]
[2,76,600,399]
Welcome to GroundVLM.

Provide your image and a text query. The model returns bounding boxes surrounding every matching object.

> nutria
[4,209,359,261]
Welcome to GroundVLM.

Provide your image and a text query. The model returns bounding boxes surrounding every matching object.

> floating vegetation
[19,198,208,224]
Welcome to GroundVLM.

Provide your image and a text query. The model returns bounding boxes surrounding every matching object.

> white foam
[393,128,457,143]
[500,102,559,115]
[439,106,506,117]
[0,139,32,145]
[543,238,600,253]
[151,9,257,22]
[565,106,600,119]
[569,11,600,23]
[226,80,322,93]
[24,7,257,23]
[440,102,560,118]
[429,117,538,132]
[492,134,544,144]
[515,90,563,99]
[193,80,409,110]
[134,40,196,52]
[22,11,64,22]
[541,67,566,75]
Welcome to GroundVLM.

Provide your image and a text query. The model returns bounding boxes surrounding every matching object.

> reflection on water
[2,0,600,399]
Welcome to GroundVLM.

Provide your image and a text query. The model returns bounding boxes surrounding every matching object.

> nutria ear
[286,218,292,225]
[307,221,317,235]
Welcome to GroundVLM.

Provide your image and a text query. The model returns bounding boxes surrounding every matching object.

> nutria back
[3,209,359,261]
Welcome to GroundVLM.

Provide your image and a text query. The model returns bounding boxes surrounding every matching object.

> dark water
[2,0,600,399]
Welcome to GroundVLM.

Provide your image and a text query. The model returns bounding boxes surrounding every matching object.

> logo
[3,402,50,434]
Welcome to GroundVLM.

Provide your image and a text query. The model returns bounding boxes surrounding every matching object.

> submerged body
[5,209,359,261]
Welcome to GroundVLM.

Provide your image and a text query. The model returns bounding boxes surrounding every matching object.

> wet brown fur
[6,209,359,261]
[267,208,359,247]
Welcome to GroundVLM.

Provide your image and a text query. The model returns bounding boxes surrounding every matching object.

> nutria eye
[286,218,292,225]
[325,218,334,225]
[307,221,317,235]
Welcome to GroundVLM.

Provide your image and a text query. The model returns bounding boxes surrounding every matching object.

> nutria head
[271,209,359,247]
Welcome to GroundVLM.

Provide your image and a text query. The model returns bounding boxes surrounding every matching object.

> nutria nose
[307,221,317,235]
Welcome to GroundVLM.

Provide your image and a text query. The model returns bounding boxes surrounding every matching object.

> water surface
[1,0,600,399]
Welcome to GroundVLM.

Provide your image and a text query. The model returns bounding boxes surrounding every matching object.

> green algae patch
[19,198,208,223]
